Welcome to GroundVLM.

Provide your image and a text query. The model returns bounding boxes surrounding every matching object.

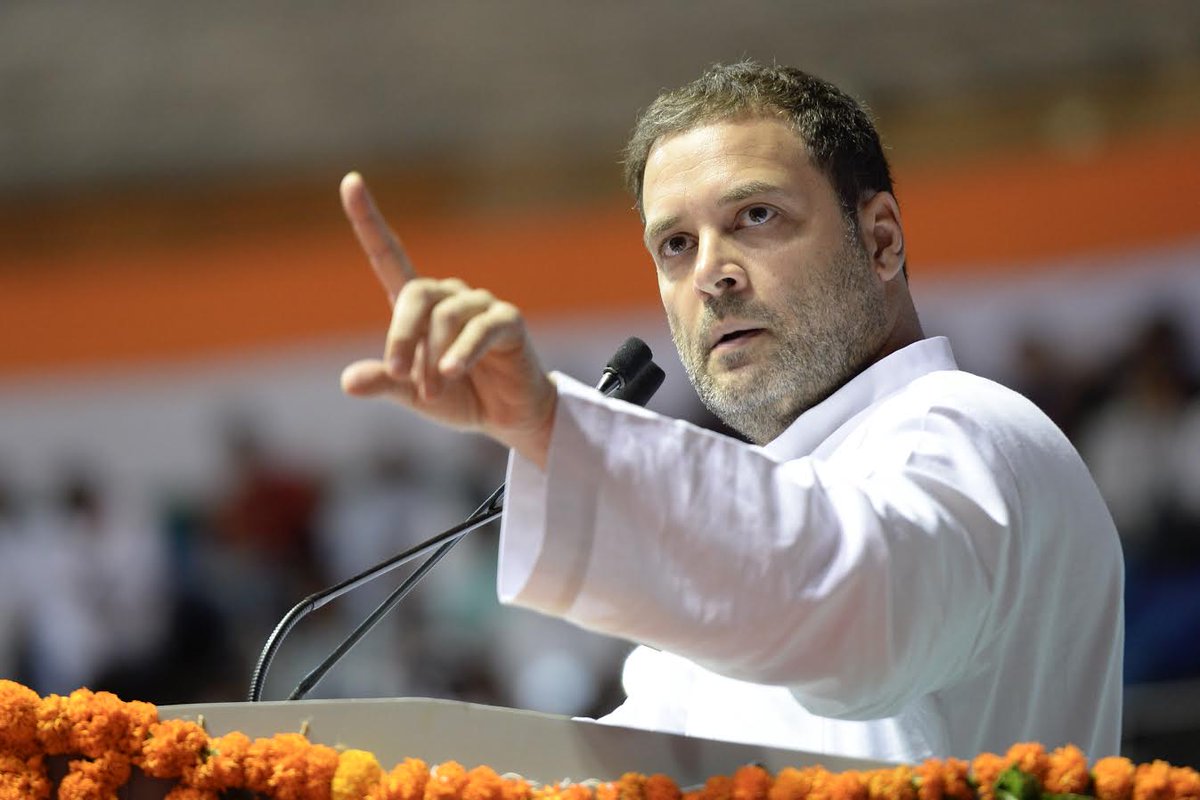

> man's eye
[739,205,776,226]
[660,234,693,257]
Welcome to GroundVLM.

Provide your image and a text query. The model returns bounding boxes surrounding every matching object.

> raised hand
[338,172,556,466]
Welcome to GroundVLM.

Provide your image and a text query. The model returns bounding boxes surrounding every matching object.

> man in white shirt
[339,62,1123,763]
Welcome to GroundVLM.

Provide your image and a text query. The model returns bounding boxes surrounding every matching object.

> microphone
[596,337,653,396]
[248,338,662,702]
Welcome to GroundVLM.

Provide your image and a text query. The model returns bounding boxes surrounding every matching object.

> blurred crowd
[1,310,1199,720]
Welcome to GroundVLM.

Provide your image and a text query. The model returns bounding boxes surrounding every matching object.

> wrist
[500,375,557,470]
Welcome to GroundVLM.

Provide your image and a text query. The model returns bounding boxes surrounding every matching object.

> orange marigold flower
[427,761,471,800]
[1093,757,1137,800]
[57,753,134,800]
[620,772,650,800]
[866,766,915,800]
[939,760,972,800]
[0,680,41,759]
[700,775,734,800]
[299,742,341,800]
[914,760,945,800]
[137,719,209,779]
[164,787,221,800]
[1169,766,1200,800]
[1133,761,1174,800]
[971,754,1006,800]
[646,773,683,800]
[0,753,50,800]
[1004,744,1049,785]
[500,775,533,800]
[463,765,507,800]
[371,757,431,800]
[243,732,338,800]
[1045,745,1090,795]
[57,687,158,758]
[184,730,251,791]
[733,765,773,800]
[769,766,820,800]
[812,771,867,800]
[34,694,72,755]
[556,784,595,800]
[334,749,385,800]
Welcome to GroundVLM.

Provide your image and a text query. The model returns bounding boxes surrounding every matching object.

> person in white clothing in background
[337,62,1123,764]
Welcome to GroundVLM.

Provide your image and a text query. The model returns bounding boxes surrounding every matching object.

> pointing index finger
[340,171,417,304]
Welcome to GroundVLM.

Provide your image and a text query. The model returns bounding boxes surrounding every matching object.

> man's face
[641,117,889,444]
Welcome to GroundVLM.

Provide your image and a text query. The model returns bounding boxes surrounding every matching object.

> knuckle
[492,301,520,324]
[467,288,495,305]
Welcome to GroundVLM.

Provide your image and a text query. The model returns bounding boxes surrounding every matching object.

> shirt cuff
[497,372,610,613]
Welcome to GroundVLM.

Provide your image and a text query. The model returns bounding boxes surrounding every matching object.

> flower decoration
[0,679,1197,800]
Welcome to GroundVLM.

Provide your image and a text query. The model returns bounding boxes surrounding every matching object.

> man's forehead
[641,118,816,225]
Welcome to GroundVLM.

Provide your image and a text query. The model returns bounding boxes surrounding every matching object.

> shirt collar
[762,336,958,459]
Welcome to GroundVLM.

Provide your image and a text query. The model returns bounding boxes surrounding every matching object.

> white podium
[115,697,889,798]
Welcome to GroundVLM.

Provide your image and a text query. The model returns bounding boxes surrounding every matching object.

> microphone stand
[247,343,662,702]
[285,485,503,700]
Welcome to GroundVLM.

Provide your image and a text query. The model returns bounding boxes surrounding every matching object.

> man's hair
[623,61,895,223]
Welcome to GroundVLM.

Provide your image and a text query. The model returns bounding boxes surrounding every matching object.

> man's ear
[858,191,905,281]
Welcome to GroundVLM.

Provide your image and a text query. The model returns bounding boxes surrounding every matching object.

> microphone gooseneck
[249,337,662,702]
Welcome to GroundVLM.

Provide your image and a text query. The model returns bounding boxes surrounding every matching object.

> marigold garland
[1,679,1197,800]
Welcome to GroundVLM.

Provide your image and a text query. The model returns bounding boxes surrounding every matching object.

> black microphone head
[614,362,666,408]
[607,337,653,383]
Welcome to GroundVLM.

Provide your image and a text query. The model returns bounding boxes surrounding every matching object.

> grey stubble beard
[669,236,888,445]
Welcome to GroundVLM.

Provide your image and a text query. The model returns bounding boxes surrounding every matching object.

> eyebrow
[643,181,786,246]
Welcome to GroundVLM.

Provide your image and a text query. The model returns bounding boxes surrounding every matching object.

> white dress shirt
[498,337,1123,764]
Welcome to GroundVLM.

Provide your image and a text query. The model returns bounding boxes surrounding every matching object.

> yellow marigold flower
[646,773,683,800]
[1094,757,1137,800]
[137,719,209,779]
[369,757,431,800]
[164,787,221,800]
[0,753,50,800]
[57,753,133,800]
[1045,745,1090,795]
[733,765,773,800]
[427,761,470,800]
[699,775,734,800]
[463,765,506,800]
[596,783,620,800]
[0,680,41,759]
[334,749,385,800]
[1004,744,1049,785]
[971,754,1006,800]
[769,766,820,800]
[866,766,915,800]
[1133,761,1174,800]
[184,729,251,791]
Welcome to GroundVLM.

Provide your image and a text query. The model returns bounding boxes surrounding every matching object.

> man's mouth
[711,327,765,351]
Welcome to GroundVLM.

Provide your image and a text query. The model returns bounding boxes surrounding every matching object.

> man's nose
[693,236,748,297]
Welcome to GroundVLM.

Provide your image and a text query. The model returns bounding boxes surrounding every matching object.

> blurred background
[2,0,1199,765]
